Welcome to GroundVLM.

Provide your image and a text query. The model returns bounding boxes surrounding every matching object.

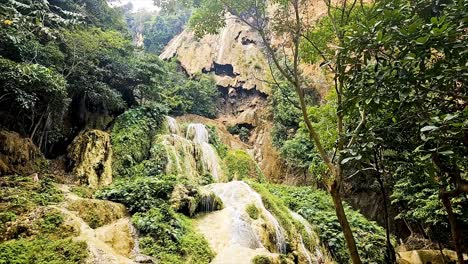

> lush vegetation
[96,175,214,263]
[0,176,87,264]
[0,0,217,155]
[266,184,388,263]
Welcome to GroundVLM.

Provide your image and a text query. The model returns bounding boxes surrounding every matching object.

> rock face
[160,14,269,94]
[0,130,45,176]
[67,130,113,188]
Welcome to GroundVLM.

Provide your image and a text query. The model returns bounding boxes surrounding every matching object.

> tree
[341,0,467,261]
[187,0,369,262]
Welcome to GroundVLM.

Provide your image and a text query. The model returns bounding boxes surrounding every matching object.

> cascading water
[291,210,325,264]
[160,118,224,182]
[166,116,180,135]
[186,123,223,182]
[196,181,288,263]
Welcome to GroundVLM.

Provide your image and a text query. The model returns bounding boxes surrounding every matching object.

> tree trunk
[375,172,397,263]
[441,193,464,264]
[330,182,362,264]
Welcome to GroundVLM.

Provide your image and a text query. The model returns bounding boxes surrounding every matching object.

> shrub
[207,125,228,158]
[95,175,177,213]
[134,206,214,264]
[266,184,389,263]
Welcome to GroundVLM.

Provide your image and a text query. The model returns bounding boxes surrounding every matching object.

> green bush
[266,184,388,263]
[134,206,214,264]
[111,104,168,177]
[224,150,263,181]
[96,175,177,213]
[0,238,88,264]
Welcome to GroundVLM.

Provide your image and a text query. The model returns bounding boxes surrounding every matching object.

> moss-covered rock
[0,207,78,242]
[0,238,88,264]
[246,203,260,220]
[67,130,112,188]
[0,130,46,176]
[224,149,263,181]
[111,104,167,178]
[170,184,223,217]
[66,199,127,229]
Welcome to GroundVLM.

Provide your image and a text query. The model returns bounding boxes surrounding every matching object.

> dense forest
[0,0,466,264]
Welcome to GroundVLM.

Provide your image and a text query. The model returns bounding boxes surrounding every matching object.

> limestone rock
[95,218,135,257]
[160,14,269,95]
[0,130,44,176]
[67,130,113,188]
[66,199,128,229]
[170,184,223,216]
[397,250,468,264]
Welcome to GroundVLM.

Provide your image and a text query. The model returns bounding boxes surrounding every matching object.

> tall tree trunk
[441,193,464,264]
[330,181,362,264]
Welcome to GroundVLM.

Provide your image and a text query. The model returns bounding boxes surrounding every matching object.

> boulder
[0,130,45,176]
[397,249,467,264]
[67,130,112,188]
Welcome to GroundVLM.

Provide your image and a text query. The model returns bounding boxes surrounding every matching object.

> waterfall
[204,181,287,253]
[186,123,223,182]
[290,210,324,264]
[166,116,180,135]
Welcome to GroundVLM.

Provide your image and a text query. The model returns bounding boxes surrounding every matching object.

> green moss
[252,255,272,264]
[246,203,260,220]
[0,176,63,219]
[70,186,95,199]
[207,125,228,158]
[111,104,167,177]
[247,181,309,251]
[66,199,126,229]
[224,150,263,181]
[0,238,88,264]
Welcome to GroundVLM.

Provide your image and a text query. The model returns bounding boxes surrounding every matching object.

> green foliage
[137,211,214,264]
[142,9,191,54]
[207,125,228,158]
[267,184,389,263]
[0,238,88,264]
[111,104,168,177]
[252,255,272,264]
[245,203,260,220]
[96,175,177,213]
[275,91,337,179]
[0,57,69,146]
[227,125,250,142]
[338,0,468,245]
[224,150,263,181]
[0,176,63,218]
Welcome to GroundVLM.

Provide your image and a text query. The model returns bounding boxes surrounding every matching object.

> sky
[111,0,159,12]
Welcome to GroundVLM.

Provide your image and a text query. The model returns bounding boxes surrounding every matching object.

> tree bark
[441,193,465,264]
[330,181,362,264]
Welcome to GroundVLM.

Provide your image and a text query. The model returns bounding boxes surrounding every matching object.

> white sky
[112,0,159,12]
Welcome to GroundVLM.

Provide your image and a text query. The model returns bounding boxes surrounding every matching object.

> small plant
[246,203,260,220]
